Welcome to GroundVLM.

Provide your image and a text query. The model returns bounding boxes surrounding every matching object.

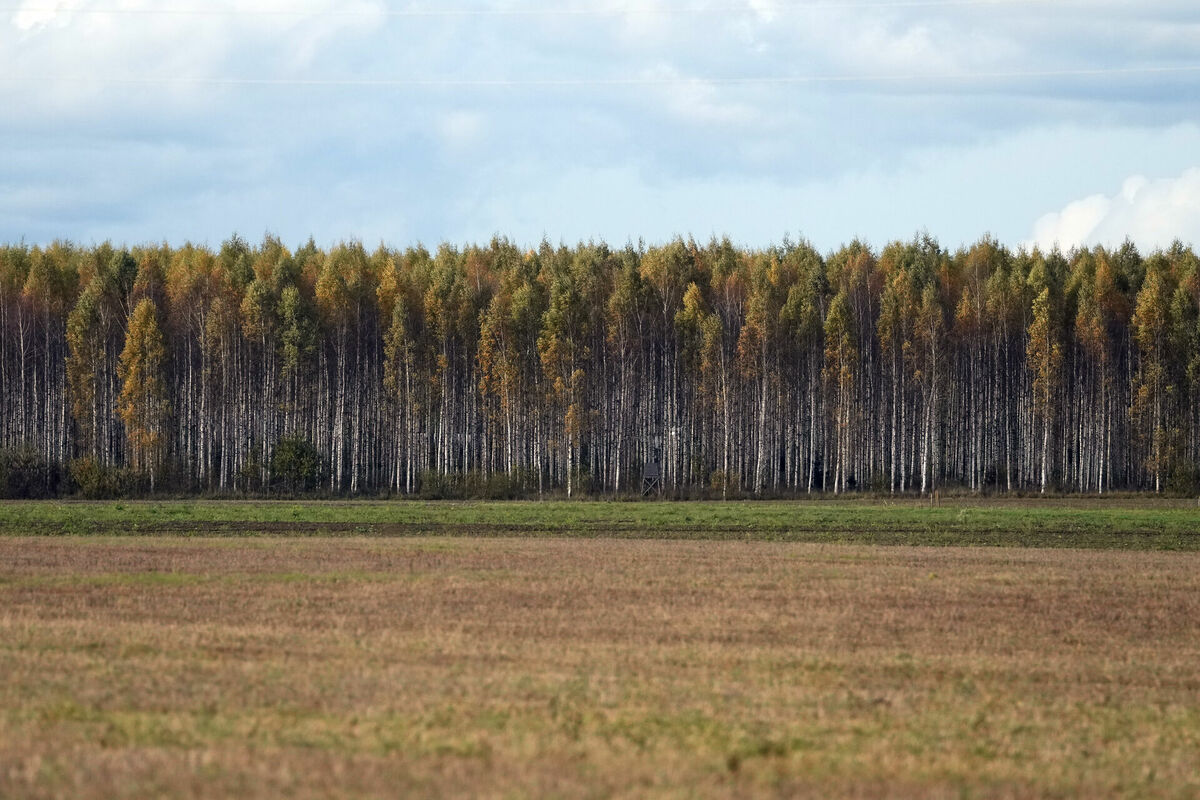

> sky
[2,0,1199,254]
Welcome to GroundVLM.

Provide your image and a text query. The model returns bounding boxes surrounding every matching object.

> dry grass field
[2,535,1200,798]
[0,534,1195,796]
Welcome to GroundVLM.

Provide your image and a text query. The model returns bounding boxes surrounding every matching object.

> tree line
[1,233,1198,498]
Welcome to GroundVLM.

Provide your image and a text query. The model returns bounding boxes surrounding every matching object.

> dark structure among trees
[1,233,1198,497]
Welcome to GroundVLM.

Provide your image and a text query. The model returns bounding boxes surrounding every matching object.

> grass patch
[0,498,1197,549]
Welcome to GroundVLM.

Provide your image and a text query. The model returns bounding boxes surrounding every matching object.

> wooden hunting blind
[642,459,661,495]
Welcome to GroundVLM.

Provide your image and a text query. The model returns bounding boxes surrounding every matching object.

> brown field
[2,536,1199,798]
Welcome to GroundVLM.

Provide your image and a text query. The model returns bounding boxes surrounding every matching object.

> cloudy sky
[2,0,1199,252]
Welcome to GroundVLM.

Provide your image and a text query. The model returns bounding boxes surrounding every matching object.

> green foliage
[271,435,324,494]
[237,451,265,493]
[69,458,143,499]
[102,250,138,302]
[1166,461,1200,497]
[65,285,103,455]
[0,447,63,499]
[3,500,1200,551]
[277,284,317,378]
[417,470,534,500]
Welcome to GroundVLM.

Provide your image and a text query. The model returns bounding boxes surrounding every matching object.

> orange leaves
[1027,286,1062,418]
[736,313,766,381]
[823,289,857,389]
[117,298,169,478]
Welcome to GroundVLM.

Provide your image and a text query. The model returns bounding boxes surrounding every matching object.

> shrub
[418,470,454,499]
[238,452,265,494]
[69,457,143,499]
[270,435,324,494]
[417,470,536,500]
[0,447,63,498]
[1167,461,1200,496]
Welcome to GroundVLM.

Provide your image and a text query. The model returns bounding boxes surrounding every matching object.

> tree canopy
[1,233,1198,497]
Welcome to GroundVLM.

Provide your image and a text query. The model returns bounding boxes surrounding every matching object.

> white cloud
[636,64,757,127]
[1030,169,1200,252]
[4,0,1200,247]
[5,0,386,83]
[12,0,65,31]
[437,110,486,150]
[450,125,1200,252]
[744,0,778,24]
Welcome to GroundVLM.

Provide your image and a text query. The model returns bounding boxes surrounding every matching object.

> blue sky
[2,0,1199,253]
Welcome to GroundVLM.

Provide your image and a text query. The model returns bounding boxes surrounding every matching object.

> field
[2,497,1200,547]
[2,501,1200,798]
